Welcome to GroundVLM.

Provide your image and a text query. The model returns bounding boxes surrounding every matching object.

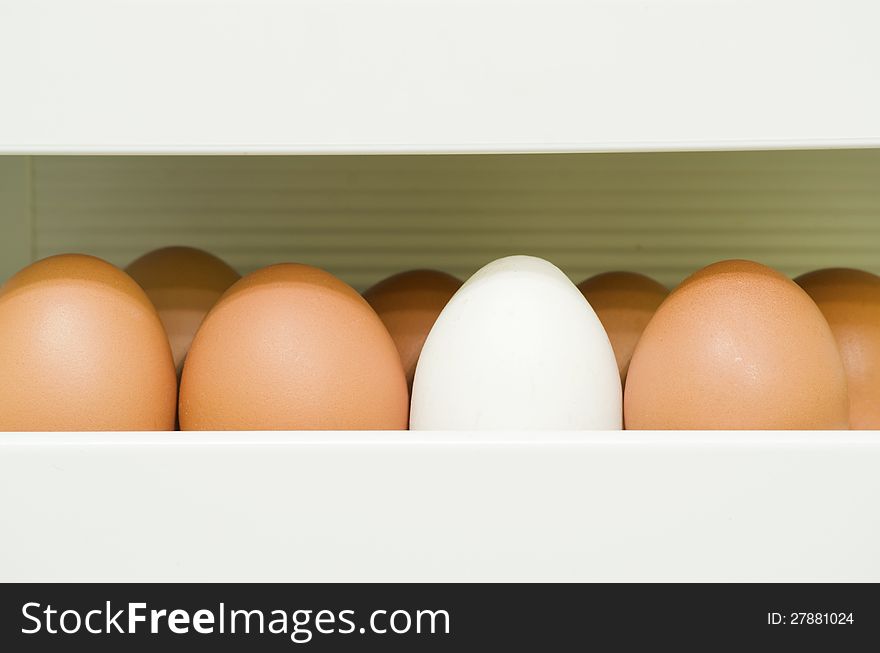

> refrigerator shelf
[2,0,879,154]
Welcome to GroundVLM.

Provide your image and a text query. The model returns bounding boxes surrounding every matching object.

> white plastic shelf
[2,1,879,154]
[1,431,878,582]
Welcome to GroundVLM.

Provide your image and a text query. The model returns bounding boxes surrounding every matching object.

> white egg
[410,255,622,430]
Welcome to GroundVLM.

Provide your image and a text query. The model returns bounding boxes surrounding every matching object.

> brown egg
[796,268,880,429]
[577,271,668,383]
[624,260,849,430]
[126,246,240,375]
[0,254,177,430]
[179,263,409,430]
[363,269,462,392]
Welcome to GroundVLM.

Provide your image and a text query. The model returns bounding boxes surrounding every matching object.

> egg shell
[410,255,622,430]
[179,263,409,430]
[0,254,177,431]
[126,246,240,375]
[625,259,849,430]
[796,268,880,429]
[577,271,668,383]
[363,269,462,393]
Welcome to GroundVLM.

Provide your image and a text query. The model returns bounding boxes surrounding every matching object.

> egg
[0,254,177,430]
[577,271,668,383]
[363,269,462,393]
[796,268,880,429]
[126,246,240,375]
[625,260,849,429]
[410,255,621,430]
[179,263,409,430]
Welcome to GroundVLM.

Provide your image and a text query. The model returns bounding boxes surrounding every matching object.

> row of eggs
[0,247,876,430]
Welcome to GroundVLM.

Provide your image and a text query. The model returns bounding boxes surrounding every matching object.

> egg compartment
[2,149,880,580]
[2,430,878,582]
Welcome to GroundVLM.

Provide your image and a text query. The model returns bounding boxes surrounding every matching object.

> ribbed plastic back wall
[4,150,879,288]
